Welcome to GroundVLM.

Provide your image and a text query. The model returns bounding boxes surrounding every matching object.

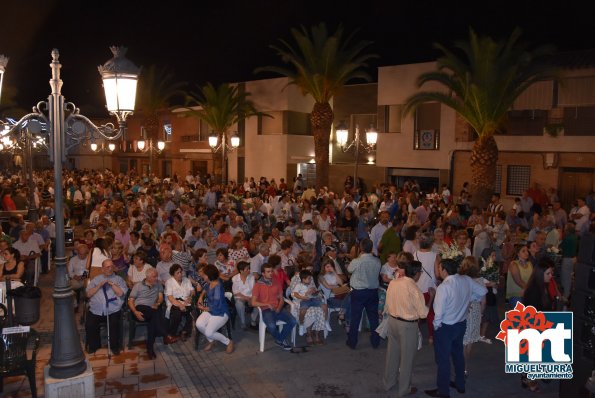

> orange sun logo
[496,302,553,355]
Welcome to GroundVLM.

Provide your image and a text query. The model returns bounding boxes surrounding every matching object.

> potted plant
[543,123,563,137]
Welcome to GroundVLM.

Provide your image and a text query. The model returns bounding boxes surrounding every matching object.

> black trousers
[168,306,192,336]
[135,305,168,353]
[86,310,122,352]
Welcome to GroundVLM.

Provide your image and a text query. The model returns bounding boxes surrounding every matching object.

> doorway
[559,168,594,211]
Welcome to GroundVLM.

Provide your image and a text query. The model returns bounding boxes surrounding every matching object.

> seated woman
[111,240,130,279]
[127,250,154,288]
[292,269,328,325]
[214,248,235,284]
[231,261,258,330]
[165,264,195,341]
[196,264,234,354]
[0,247,25,282]
[318,258,350,326]
[289,261,328,345]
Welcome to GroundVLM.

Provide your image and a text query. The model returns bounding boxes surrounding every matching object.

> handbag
[376,315,389,339]
[331,284,350,299]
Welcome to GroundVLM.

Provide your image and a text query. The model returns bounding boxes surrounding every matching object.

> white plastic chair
[257,306,296,352]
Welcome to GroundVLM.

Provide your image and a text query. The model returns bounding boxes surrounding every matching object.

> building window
[494,165,502,195]
[379,105,402,133]
[414,103,440,149]
[563,106,595,136]
[500,110,546,136]
[506,165,530,196]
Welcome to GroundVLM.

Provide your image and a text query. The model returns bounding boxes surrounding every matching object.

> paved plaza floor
[3,266,561,397]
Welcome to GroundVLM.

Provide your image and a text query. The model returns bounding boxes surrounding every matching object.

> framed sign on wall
[414,129,440,150]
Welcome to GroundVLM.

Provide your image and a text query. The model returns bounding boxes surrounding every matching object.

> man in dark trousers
[346,238,381,349]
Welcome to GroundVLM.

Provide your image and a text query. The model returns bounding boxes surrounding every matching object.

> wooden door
[559,168,595,211]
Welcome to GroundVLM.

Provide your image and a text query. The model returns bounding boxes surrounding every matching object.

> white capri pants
[196,312,230,345]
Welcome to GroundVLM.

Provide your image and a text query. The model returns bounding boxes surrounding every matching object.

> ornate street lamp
[0,54,8,103]
[136,137,165,175]
[4,47,139,381]
[209,131,239,185]
[336,121,377,189]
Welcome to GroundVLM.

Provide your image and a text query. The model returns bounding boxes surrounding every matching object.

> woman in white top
[472,216,493,259]
[315,206,332,232]
[318,258,349,323]
[231,261,258,329]
[88,238,111,280]
[414,232,439,343]
[300,199,314,225]
[431,228,448,254]
[126,231,143,258]
[402,225,420,254]
[165,264,195,340]
[380,252,400,285]
[127,251,154,288]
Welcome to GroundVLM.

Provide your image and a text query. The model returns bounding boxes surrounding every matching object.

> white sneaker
[479,336,492,344]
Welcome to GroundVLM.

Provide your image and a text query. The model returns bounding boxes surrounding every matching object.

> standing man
[251,263,296,350]
[378,218,403,264]
[370,211,390,256]
[85,259,128,356]
[425,258,487,398]
[383,257,429,397]
[346,238,381,349]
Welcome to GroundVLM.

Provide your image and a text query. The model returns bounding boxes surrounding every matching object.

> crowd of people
[1,167,593,397]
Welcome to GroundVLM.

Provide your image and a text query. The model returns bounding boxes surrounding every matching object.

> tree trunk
[310,102,333,189]
[470,134,499,210]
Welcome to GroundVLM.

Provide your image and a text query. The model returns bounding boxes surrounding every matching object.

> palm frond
[256,23,377,103]
[404,28,558,138]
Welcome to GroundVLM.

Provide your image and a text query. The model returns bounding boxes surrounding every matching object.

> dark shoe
[424,388,450,398]
[405,387,418,396]
[112,348,121,356]
[147,351,157,360]
[275,340,292,351]
[180,331,188,342]
[345,341,356,350]
[87,348,97,355]
[164,335,178,345]
[449,381,465,393]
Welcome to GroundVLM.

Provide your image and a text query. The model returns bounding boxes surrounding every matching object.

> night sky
[1,0,593,117]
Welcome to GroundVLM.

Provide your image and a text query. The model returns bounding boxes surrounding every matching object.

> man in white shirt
[12,229,42,285]
[231,262,258,329]
[425,258,487,398]
[370,211,390,256]
[250,243,269,279]
[69,242,89,310]
[571,197,591,234]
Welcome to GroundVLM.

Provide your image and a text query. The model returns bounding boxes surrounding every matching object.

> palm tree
[403,28,557,208]
[187,82,262,184]
[136,64,186,141]
[256,23,376,189]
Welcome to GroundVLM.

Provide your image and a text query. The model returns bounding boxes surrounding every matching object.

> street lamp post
[209,131,239,185]
[90,141,117,169]
[5,47,139,380]
[0,54,8,103]
[137,137,165,175]
[336,121,378,189]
